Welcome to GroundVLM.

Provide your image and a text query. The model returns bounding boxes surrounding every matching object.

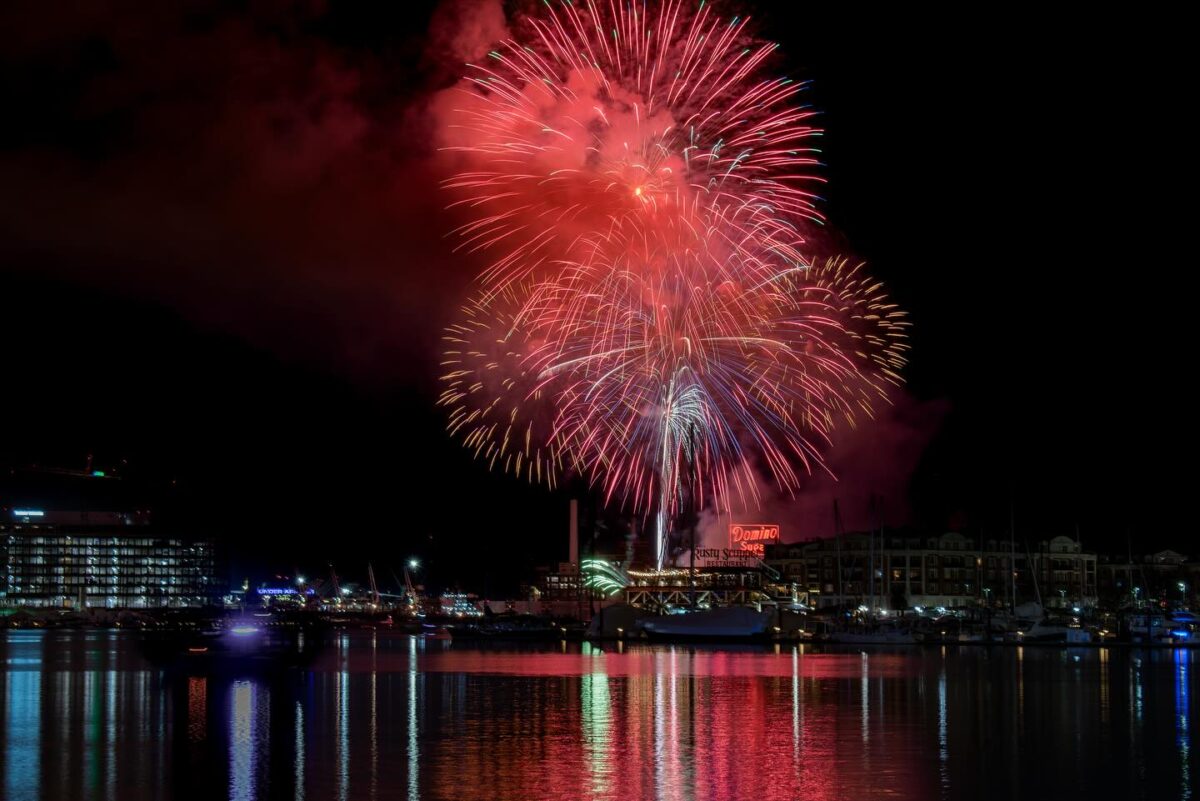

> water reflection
[189,677,207,743]
[1,632,174,800]
[937,662,948,793]
[3,633,41,801]
[294,699,304,801]
[407,633,419,801]
[229,681,255,801]
[1178,650,1191,801]
[580,643,612,798]
[1099,647,1110,724]
[336,662,348,801]
[1,633,1199,800]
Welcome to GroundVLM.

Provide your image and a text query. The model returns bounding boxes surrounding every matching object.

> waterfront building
[1098,549,1196,607]
[2,479,220,609]
[765,530,1098,611]
[534,561,597,618]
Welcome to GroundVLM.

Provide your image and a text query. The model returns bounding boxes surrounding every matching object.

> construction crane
[367,563,381,607]
[403,559,420,609]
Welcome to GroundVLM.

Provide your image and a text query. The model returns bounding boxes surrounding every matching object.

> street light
[408,558,420,570]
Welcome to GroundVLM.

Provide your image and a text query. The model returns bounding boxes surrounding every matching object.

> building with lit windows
[2,508,219,609]
[765,530,1098,611]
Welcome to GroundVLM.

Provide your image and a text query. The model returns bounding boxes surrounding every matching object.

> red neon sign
[728,523,780,557]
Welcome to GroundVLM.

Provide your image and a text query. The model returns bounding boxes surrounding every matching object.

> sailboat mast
[1026,538,1044,611]
[1009,503,1017,614]
[368,563,380,607]
[834,499,845,610]
[1127,531,1136,607]
[871,495,881,614]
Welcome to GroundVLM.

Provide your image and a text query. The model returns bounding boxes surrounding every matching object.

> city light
[12,509,44,517]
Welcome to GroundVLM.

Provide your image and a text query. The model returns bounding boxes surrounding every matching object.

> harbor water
[0,631,1195,800]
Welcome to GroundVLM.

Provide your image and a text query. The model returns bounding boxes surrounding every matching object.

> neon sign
[728,523,780,557]
[13,510,44,517]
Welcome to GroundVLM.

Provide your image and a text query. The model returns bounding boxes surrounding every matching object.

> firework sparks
[438,0,907,568]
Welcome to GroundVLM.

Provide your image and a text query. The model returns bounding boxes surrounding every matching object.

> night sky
[0,2,1186,593]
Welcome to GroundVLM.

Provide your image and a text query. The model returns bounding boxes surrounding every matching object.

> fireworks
[438,0,907,567]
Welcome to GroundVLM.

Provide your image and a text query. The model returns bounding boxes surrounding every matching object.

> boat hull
[639,608,773,642]
[827,632,916,645]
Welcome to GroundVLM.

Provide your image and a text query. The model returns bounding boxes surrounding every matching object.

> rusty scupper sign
[690,548,760,569]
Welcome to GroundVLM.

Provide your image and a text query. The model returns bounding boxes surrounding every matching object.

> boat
[1125,611,1192,644]
[140,612,328,671]
[447,616,569,641]
[424,624,453,641]
[585,602,654,640]
[827,619,916,645]
[1012,619,1091,644]
[639,607,773,642]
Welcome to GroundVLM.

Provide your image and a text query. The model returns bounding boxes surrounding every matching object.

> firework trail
[438,0,907,568]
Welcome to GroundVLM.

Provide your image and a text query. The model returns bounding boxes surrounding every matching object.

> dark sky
[0,1,1187,592]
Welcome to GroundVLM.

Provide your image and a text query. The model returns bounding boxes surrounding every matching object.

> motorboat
[1011,619,1091,644]
[140,612,327,670]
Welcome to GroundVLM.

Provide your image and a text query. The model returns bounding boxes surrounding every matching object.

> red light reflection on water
[312,643,917,679]
[303,642,928,801]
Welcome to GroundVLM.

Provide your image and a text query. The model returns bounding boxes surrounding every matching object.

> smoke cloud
[690,391,947,549]
[1,0,945,542]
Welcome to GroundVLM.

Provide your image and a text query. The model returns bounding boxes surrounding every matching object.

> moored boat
[640,607,773,642]
[140,612,328,670]
[1011,619,1091,644]
[828,620,916,645]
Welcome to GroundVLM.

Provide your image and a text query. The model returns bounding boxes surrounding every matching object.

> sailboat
[1002,532,1091,644]
[821,498,916,644]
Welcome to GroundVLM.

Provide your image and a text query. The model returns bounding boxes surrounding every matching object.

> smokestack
[569,498,579,567]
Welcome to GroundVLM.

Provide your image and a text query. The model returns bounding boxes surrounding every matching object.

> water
[0,631,1195,801]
